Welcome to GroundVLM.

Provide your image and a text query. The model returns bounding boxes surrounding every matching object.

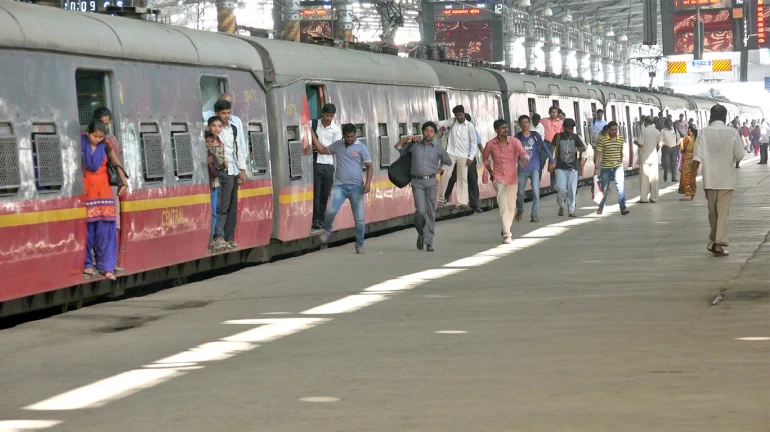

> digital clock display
[61,0,124,12]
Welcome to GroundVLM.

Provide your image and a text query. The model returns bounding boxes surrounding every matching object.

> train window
[435,92,448,121]
[248,123,268,174]
[0,123,20,195]
[306,84,326,120]
[75,70,112,133]
[378,123,391,168]
[170,123,193,181]
[200,76,228,115]
[31,124,63,192]
[573,102,581,136]
[639,107,643,123]
[551,99,559,109]
[412,123,420,136]
[590,103,597,119]
[625,106,633,143]
[398,123,407,137]
[286,126,302,179]
[527,98,536,116]
[611,106,617,122]
[355,124,367,144]
[139,123,165,182]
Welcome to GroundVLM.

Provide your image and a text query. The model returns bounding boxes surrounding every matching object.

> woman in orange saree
[678,125,698,201]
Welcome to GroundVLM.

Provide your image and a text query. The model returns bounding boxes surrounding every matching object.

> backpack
[388,141,414,188]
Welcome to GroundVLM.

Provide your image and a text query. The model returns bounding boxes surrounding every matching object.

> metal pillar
[338,0,354,42]
[602,58,614,84]
[560,47,573,77]
[543,43,555,74]
[524,39,538,71]
[216,0,237,33]
[575,51,587,80]
[282,0,300,41]
[614,61,624,85]
[591,55,603,82]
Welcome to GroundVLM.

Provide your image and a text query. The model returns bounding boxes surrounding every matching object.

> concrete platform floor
[0,156,768,432]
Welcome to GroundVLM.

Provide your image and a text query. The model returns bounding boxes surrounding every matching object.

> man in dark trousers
[311,104,342,230]
[443,113,483,213]
[395,122,452,252]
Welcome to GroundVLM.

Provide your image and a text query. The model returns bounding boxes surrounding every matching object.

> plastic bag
[592,175,604,204]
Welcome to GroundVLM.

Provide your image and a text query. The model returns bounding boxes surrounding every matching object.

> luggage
[388,142,414,188]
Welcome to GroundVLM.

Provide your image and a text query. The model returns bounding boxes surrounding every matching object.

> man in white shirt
[659,120,680,182]
[202,94,244,142]
[692,104,745,257]
[634,116,661,203]
[311,104,342,230]
[438,105,478,207]
[211,99,247,249]
[759,119,770,165]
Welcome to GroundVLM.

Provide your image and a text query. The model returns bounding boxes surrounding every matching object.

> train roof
[654,94,691,110]
[485,70,599,100]
[239,37,438,87]
[0,1,262,71]
[420,61,500,92]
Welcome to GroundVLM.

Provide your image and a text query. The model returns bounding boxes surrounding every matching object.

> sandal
[83,268,97,279]
[100,271,117,281]
[227,241,238,249]
[712,245,729,257]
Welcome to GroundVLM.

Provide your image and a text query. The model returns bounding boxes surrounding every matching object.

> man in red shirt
[482,119,531,244]
[540,106,564,151]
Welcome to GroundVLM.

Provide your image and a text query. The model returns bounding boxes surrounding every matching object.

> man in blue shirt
[312,123,373,254]
[592,109,608,135]
[515,115,554,222]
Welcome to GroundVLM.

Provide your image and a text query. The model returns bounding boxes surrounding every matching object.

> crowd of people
[78,95,770,278]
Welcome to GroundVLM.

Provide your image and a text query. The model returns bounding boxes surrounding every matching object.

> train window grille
[0,124,21,195]
[170,123,193,181]
[288,140,303,179]
[378,124,390,168]
[248,123,268,174]
[140,123,165,182]
[31,129,63,191]
[75,70,111,132]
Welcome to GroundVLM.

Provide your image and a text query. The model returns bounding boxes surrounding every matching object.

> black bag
[388,142,413,188]
[105,142,128,187]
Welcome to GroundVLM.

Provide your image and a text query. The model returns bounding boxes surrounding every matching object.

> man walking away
[312,123,372,254]
[691,104,744,257]
[311,104,342,230]
[634,116,661,203]
[550,119,586,217]
[395,122,452,252]
[438,105,478,208]
[595,121,630,216]
[759,119,770,164]
[660,119,679,182]
[483,120,530,244]
[514,115,553,222]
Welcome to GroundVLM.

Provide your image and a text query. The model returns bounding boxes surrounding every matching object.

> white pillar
[505,37,516,68]
[575,51,587,80]
[543,43,555,74]
[524,39,538,71]
[591,55,603,82]
[614,61,624,85]
[602,58,614,84]
[561,47,573,77]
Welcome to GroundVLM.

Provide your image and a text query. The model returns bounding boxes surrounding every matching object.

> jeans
[516,169,541,216]
[210,188,218,239]
[662,146,679,180]
[323,184,366,247]
[215,172,239,241]
[555,168,579,214]
[599,166,626,210]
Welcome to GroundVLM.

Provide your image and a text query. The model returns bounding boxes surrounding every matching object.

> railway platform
[0,157,767,432]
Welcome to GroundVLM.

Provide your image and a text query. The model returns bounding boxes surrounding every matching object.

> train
[0,1,764,318]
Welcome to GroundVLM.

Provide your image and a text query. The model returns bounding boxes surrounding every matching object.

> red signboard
[673,0,731,10]
[441,8,481,15]
[672,9,733,53]
[435,21,492,61]
[759,0,768,48]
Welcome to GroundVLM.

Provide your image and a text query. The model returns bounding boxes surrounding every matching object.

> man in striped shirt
[594,121,630,216]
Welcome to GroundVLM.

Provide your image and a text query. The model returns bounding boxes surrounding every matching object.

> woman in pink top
[482,119,530,244]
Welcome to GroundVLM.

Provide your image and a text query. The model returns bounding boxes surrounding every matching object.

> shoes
[311,222,323,230]
[416,236,424,250]
[515,211,523,222]
[502,235,512,244]
[671,178,677,182]
[530,215,539,222]
[621,209,630,215]
[473,208,483,214]
[558,207,564,216]
[663,176,667,182]
[426,245,435,252]
[638,201,649,203]
[226,241,238,249]
[596,208,603,215]
[355,246,365,254]
[650,200,656,203]
[568,213,577,218]
[319,231,331,244]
